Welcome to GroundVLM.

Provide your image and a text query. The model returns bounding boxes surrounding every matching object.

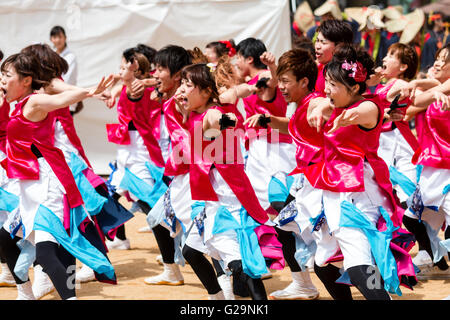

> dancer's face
[433,48,450,83]
[177,77,210,112]
[278,70,307,104]
[315,32,336,65]
[153,64,179,95]
[382,49,406,79]
[324,73,357,108]
[205,47,219,64]
[119,58,135,82]
[235,53,251,79]
[0,64,31,103]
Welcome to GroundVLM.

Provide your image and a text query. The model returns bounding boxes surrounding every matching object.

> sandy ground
[0,198,448,301]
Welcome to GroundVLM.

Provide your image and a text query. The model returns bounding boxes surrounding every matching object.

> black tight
[314,263,352,300]
[347,265,391,300]
[403,215,448,270]
[0,227,26,284]
[212,258,225,277]
[35,241,76,300]
[275,227,302,272]
[152,224,175,264]
[182,245,221,295]
[228,260,267,300]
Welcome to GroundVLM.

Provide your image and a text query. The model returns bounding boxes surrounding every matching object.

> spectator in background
[50,25,83,115]
[421,13,446,72]
[291,1,315,38]
[306,0,361,45]
[358,6,387,67]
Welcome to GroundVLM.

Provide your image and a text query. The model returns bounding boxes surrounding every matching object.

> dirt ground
[0,198,448,301]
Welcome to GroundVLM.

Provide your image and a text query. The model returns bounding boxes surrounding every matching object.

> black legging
[403,215,449,270]
[275,227,302,272]
[211,258,225,277]
[347,265,390,300]
[152,224,175,264]
[182,245,221,295]
[0,227,26,284]
[35,241,76,300]
[228,260,267,300]
[314,263,352,300]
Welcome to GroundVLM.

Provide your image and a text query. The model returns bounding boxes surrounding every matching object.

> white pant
[110,131,156,201]
[4,158,66,245]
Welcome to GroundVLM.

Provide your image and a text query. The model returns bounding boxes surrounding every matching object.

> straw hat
[358,5,385,31]
[344,7,366,25]
[399,9,425,44]
[294,1,316,33]
[385,15,408,33]
[382,5,403,21]
[314,0,343,21]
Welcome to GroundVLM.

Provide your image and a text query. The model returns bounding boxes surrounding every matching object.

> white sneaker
[269,271,319,300]
[32,265,55,300]
[416,265,450,280]
[76,264,95,283]
[106,237,131,250]
[17,281,36,300]
[0,263,16,287]
[412,250,433,267]
[208,290,225,300]
[156,255,163,266]
[144,263,184,286]
[217,274,235,300]
[138,225,153,233]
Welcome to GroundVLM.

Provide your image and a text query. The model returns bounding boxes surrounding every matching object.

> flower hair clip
[219,40,236,57]
[342,60,367,82]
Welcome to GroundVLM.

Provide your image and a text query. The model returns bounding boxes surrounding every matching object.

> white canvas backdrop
[0,0,292,174]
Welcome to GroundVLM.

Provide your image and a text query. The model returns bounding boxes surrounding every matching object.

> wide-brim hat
[314,0,343,20]
[385,15,408,33]
[382,5,403,21]
[358,5,386,31]
[399,9,425,44]
[344,7,366,25]
[294,1,316,32]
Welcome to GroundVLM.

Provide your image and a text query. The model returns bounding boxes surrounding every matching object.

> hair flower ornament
[219,40,236,57]
[342,60,367,82]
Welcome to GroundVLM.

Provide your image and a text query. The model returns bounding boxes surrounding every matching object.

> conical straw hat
[382,5,403,20]
[385,15,408,33]
[314,0,342,20]
[399,9,425,44]
[358,5,386,31]
[344,7,366,25]
[294,1,316,33]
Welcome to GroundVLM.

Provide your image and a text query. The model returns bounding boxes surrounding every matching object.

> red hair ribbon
[219,40,236,57]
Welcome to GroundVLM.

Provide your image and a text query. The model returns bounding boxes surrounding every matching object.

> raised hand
[260,52,276,67]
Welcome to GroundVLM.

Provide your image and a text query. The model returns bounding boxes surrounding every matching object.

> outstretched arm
[24,75,114,122]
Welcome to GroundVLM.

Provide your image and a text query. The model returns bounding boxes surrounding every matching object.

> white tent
[0,0,291,174]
